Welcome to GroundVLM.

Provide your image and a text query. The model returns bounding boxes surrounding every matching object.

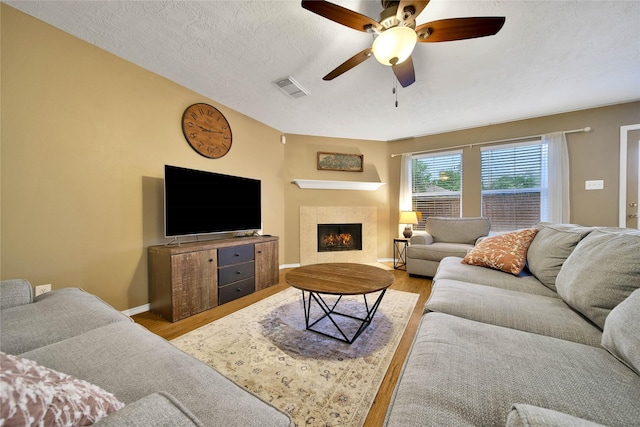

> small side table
[393,238,410,270]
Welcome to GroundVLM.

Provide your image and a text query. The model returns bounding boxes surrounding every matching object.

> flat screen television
[164,165,261,237]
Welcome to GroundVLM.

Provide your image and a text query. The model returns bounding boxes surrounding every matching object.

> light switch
[585,180,604,190]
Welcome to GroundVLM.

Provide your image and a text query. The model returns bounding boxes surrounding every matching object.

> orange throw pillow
[461,228,539,275]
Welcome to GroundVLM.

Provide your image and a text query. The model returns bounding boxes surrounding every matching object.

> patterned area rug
[171,286,418,427]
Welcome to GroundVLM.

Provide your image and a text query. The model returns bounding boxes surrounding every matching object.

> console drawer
[218,244,254,266]
[219,278,255,305]
[218,261,255,286]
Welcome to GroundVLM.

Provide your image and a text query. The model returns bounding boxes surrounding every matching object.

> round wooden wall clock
[181,103,232,159]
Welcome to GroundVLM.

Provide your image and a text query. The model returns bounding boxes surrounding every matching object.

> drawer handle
[208,259,213,263]
[236,270,241,274]
[236,288,242,292]
[234,253,240,257]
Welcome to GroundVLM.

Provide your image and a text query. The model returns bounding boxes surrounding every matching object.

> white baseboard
[280,263,301,269]
[121,303,150,317]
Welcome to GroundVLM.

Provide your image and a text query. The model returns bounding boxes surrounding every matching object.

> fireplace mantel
[292,179,386,191]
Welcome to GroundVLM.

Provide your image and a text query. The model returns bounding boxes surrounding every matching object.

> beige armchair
[406,217,491,277]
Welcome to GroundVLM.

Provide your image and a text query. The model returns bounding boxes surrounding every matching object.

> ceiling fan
[302,0,506,88]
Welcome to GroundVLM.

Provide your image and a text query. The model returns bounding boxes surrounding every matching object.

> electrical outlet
[35,284,51,296]
[585,180,604,190]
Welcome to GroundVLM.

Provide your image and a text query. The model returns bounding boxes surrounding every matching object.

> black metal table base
[300,289,387,344]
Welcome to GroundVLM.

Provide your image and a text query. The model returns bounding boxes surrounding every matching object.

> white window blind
[412,151,462,228]
[481,141,547,232]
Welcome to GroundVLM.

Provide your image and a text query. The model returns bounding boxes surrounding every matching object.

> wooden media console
[148,236,279,322]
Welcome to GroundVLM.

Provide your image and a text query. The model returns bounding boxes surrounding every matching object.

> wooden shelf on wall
[292,179,386,191]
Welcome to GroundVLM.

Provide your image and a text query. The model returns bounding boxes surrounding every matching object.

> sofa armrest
[93,392,204,427]
[506,404,607,427]
[1,279,33,309]
[410,231,434,245]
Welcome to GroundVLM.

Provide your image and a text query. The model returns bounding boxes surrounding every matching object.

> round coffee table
[285,263,395,343]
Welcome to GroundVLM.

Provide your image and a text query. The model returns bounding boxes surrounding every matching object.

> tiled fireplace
[300,206,377,265]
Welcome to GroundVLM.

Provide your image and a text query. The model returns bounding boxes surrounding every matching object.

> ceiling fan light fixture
[372,26,417,66]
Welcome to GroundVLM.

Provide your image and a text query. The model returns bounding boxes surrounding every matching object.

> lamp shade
[372,26,417,66]
[399,211,419,225]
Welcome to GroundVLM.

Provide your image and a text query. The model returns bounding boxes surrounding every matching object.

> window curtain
[542,132,570,223]
[399,154,412,236]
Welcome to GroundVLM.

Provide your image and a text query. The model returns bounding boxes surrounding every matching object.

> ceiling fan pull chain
[394,77,399,108]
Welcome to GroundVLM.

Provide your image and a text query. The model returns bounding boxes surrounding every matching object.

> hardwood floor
[132,263,432,427]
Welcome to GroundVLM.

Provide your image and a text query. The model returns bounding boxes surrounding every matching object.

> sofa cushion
[602,288,640,375]
[384,313,640,427]
[93,392,203,427]
[506,404,608,427]
[0,288,132,355]
[0,279,33,309]
[426,217,490,244]
[407,242,474,262]
[434,257,558,298]
[21,321,292,427]
[461,228,538,275]
[409,231,433,245]
[0,351,124,426]
[556,228,640,329]
[425,280,602,346]
[527,223,594,291]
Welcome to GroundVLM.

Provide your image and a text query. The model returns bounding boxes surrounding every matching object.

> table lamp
[399,211,419,238]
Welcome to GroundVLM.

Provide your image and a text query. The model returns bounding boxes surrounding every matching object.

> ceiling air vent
[273,76,309,99]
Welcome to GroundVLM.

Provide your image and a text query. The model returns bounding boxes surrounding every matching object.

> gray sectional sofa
[386,223,640,426]
[0,280,292,426]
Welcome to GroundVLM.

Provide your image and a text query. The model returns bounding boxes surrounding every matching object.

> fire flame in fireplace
[323,233,352,247]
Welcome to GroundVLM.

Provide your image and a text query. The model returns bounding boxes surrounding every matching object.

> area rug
[171,286,418,427]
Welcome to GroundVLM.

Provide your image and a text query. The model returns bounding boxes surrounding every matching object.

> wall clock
[181,103,232,159]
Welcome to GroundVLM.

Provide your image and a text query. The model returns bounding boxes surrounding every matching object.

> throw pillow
[461,228,538,275]
[0,352,124,426]
[556,229,640,329]
[526,224,593,291]
[601,288,640,376]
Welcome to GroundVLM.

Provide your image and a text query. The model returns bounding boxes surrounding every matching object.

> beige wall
[1,5,285,310]
[283,134,391,265]
[387,101,640,233]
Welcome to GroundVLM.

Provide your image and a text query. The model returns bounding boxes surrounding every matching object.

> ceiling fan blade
[392,56,416,88]
[416,17,506,43]
[396,0,430,26]
[302,0,382,33]
[323,48,373,81]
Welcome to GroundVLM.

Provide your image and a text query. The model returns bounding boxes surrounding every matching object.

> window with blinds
[481,141,547,232]
[412,151,462,229]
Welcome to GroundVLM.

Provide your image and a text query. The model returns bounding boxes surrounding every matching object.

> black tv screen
[164,165,261,237]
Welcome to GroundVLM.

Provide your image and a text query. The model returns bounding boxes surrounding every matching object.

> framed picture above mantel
[317,152,364,172]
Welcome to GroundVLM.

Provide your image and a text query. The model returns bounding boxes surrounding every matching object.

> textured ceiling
[5,0,640,141]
